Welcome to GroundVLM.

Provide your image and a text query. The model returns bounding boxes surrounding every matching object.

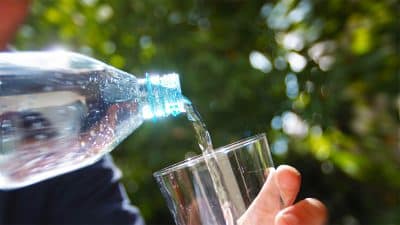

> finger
[276,165,301,207]
[237,168,281,225]
[275,198,328,225]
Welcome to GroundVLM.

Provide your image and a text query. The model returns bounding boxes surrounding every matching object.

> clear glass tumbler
[154,133,280,225]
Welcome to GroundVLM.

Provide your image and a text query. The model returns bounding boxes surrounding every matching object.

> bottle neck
[138,73,186,120]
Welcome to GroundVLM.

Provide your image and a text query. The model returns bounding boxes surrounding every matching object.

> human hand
[238,165,327,225]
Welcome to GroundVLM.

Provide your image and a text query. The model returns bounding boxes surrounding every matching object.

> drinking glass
[154,133,280,225]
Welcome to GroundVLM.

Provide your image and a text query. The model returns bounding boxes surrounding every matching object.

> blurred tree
[15,0,399,224]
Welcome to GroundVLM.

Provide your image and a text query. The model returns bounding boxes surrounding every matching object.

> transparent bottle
[0,51,186,189]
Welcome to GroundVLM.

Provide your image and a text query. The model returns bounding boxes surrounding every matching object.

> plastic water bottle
[0,51,186,189]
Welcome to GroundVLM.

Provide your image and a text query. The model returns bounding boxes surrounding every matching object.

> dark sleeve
[45,155,145,225]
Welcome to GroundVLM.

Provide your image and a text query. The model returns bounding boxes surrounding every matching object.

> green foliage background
[15,0,399,224]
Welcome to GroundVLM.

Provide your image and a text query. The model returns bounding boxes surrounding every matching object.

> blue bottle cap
[144,73,186,119]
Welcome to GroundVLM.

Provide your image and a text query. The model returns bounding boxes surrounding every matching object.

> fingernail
[280,214,298,225]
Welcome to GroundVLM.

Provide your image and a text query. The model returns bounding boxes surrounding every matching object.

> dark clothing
[0,155,145,225]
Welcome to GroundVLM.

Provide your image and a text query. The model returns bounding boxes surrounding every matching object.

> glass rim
[153,133,267,177]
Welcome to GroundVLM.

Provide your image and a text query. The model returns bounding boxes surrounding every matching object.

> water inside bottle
[0,68,144,188]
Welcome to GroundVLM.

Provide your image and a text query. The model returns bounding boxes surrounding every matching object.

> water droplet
[32,121,44,129]
[43,86,54,91]
[34,134,47,140]
[67,105,78,111]
[57,109,66,115]
[1,120,12,128]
